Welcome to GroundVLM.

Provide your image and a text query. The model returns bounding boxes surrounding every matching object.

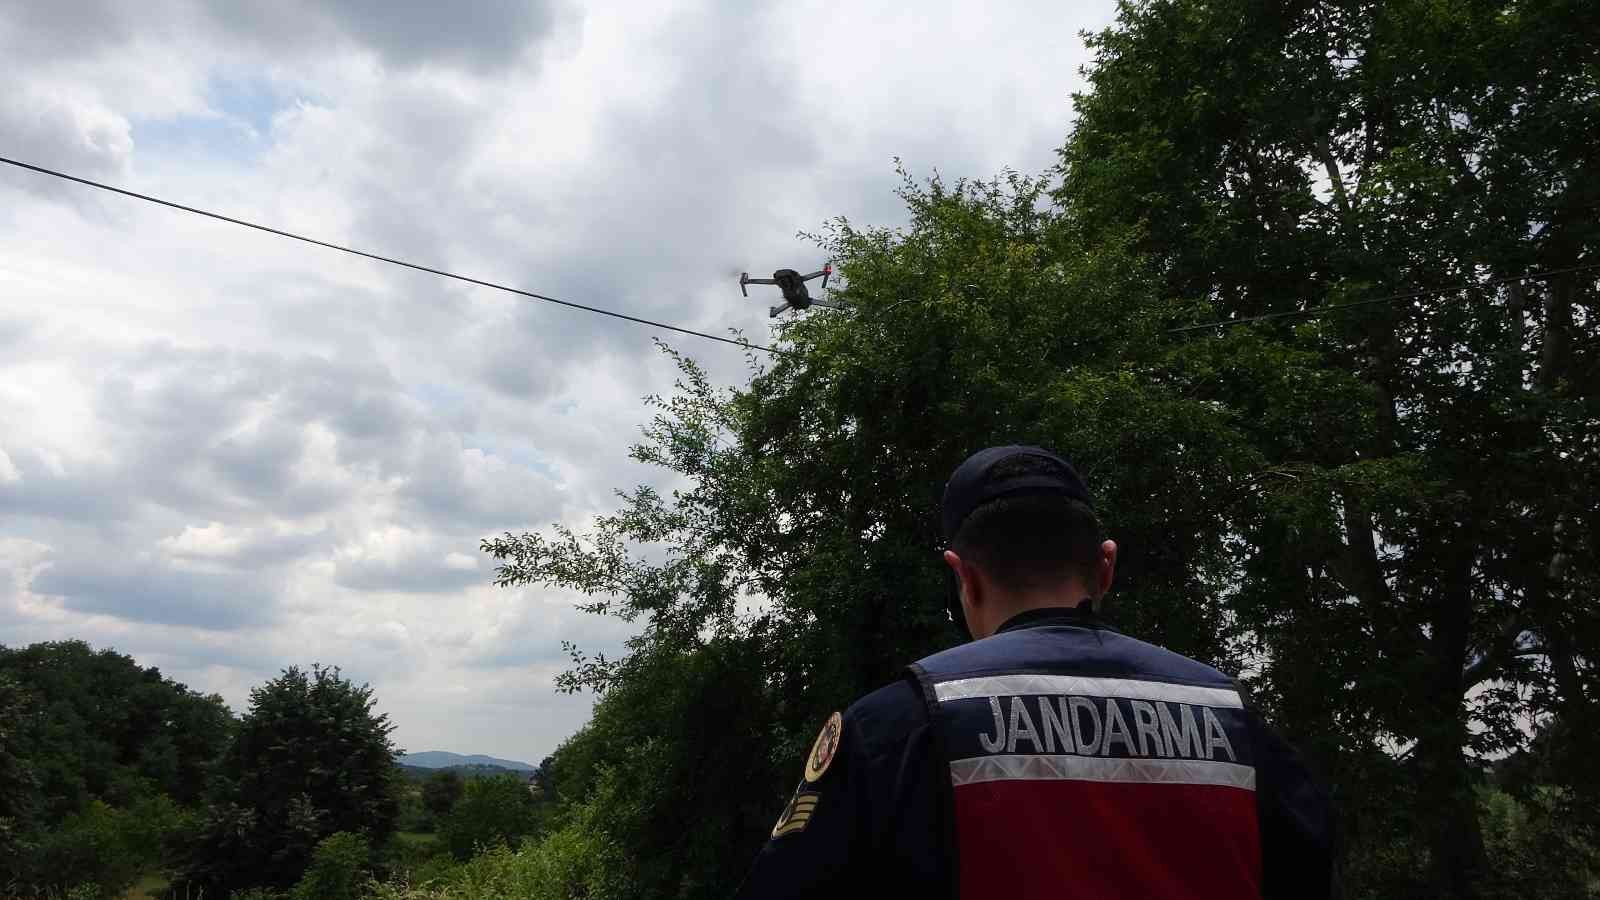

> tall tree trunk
[1417,551,1487,898]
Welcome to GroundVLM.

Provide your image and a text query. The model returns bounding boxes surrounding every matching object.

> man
[735,446,1333,899]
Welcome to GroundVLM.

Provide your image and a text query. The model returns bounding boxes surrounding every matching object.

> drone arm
[801,263,834,287]
[740,272,780,296]
[810,298,845,311]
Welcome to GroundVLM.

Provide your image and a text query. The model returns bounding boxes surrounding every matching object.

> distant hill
[400,750,535,771]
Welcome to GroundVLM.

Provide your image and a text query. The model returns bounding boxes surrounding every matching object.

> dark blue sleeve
[1251,712,1335,899]
[734,680,940,899]
[732,712,866,900]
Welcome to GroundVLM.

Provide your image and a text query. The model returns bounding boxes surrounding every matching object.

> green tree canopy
[421,769,465,821]
[0,671,39,879]
[0,640,234,817]
[440,774,537,862]
[1059,0,1599,894]
[179,664,400,894]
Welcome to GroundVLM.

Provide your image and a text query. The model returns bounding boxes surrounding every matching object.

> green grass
[395,832,440,847]
[120,873,170,900]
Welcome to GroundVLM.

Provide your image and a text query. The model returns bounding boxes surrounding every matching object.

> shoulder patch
[803,711,843,783]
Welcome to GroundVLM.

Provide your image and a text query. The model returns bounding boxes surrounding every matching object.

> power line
[13,154,1588,352]
[1168,262,1600,333]
[0,154,785,355]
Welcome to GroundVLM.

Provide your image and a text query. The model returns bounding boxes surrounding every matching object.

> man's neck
[983,587,1096,636]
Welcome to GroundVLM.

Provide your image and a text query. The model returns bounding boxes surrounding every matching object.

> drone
[739,263,844,318]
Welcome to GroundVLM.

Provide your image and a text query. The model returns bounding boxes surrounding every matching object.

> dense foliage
[422,771,466,824]
[177,664,401,895]
[1059,0,1599,894]
[292,831,374,900]
[439,776,537,862]
[0,641,231,896]
[0,641,233,819]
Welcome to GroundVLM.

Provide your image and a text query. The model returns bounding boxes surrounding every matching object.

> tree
[179,664,399,894]
[1058,1,1599,894]
[420,770,464,823]
[439,774,539,861]
[0,641,234,816]
[0,672,39,883]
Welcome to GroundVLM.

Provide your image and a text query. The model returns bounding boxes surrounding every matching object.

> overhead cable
[0,154,784,355]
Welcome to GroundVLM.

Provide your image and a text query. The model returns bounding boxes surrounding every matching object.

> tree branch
[1314,133,1355,224]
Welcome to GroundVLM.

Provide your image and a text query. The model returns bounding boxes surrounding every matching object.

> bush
[438,776,535,862]
[380,831,447,885]
[24,799,165,898]
[368,822,626,900]
[395,788,433,834]
[1479,786,1600,899]
[5,795,192,897]
[420,771,464,824]
[292,831,371,900]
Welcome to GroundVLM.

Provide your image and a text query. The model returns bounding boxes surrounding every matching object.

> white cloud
[0,0,1114,763]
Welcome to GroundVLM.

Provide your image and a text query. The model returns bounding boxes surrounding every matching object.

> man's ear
[1095,539,1118,598]
[943,550,973,608]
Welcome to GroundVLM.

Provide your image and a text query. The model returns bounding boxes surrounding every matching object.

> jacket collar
[994,603,1103,635]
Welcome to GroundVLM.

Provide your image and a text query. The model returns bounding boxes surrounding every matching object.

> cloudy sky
[0,0,1116,764]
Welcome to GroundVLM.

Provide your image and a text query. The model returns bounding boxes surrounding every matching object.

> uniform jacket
[735,606,1333,899]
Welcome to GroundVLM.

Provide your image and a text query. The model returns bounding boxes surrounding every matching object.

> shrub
[420,771,464,823]
[292,831,371,900]
[367,824,626,900]
[438,776,535,862]
[1479,786,1600,899]
[27,800,149,898]
[380,830,447,885]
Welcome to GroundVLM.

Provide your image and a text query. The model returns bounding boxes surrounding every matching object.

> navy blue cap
[940,445,1093,542]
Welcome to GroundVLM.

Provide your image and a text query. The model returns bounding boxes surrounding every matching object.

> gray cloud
[31,554,281,629]
[333,544,484,594]
[398,434,562,532]
[333,559,482,594]
[0,89,132,206]
[316,0,563,71]
[0,0,567,72]
[0,451,138,525]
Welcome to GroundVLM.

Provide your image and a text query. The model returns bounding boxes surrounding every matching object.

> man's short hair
[950,455,1105,595]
